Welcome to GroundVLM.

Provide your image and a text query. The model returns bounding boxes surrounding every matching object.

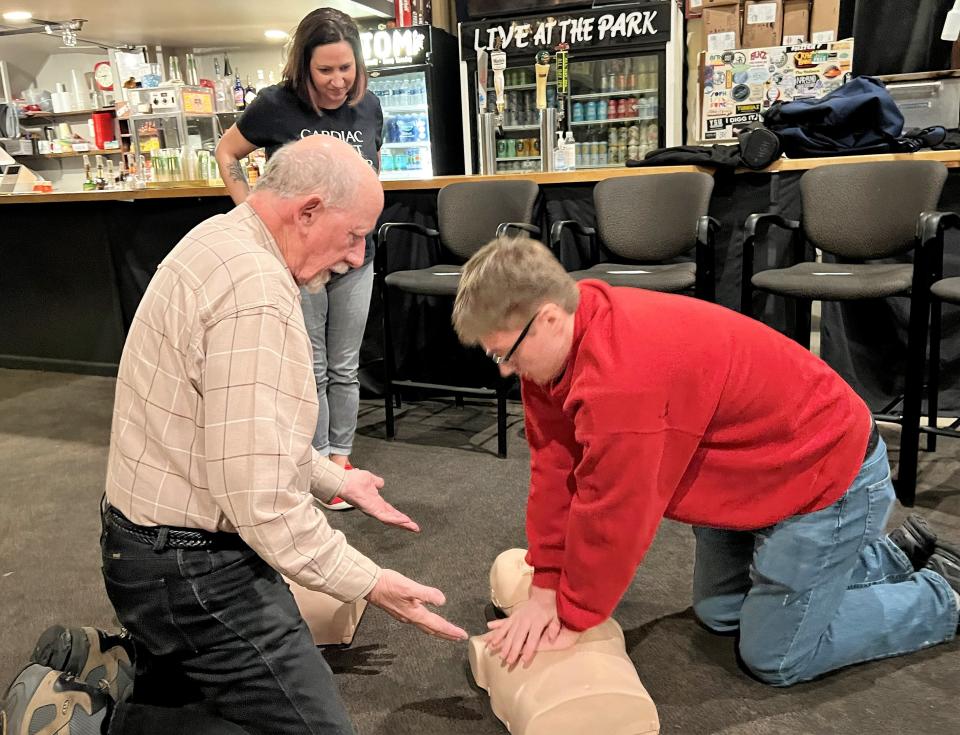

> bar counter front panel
[4,151,960,412]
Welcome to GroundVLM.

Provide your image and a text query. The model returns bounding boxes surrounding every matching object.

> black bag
[626,125,780,170]
[762,76,906,157]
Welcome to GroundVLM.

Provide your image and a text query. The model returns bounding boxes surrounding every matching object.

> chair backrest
[437,179,539,261]
[593,172,714,261]
[800,160,947,259]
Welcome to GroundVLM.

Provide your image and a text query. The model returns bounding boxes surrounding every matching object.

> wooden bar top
[2,149,959,204]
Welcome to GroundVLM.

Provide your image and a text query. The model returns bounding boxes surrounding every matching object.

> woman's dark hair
[281,8,367,109]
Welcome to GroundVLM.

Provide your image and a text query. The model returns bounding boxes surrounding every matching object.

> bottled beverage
[234,73,245,110]
[564,131,576,171]
[381,151,395,172]
[82,154,95,191]
[185,54,199,86]
[553,131,566,171]
[268,71,277,86]
[223,54,232,78]
[255,70,267,92]
[168,55,182,84]
[415,113,428,142]
[244,77,257,106]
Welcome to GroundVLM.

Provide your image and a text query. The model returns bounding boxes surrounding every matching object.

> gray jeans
[300,261,374,456]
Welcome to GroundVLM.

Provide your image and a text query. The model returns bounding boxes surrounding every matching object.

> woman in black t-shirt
[216,9,383,512]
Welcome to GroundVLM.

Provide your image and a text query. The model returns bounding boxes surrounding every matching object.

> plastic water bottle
[554,131,567,172]
[564,131,577,171]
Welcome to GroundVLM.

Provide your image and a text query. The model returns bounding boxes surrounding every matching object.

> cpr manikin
[285,578,367,646]
[469,549,659,735]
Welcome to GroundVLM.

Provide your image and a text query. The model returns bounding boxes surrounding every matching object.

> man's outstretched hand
[366,569,469,641]
[338,469,420,533]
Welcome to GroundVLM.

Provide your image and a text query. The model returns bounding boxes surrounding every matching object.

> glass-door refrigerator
[458,0,682,174]
[361,25,464,180]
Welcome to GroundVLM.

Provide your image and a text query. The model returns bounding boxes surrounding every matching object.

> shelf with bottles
[568,88,657,101]
[381,104,428,114]
[502,124,540,132]
[486,81,557,92]
[496,155,541,162]
[39,148,124,159]
[22,107,116,120]
[570,115,657,126]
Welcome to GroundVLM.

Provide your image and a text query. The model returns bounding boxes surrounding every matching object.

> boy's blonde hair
[453,236,580,345]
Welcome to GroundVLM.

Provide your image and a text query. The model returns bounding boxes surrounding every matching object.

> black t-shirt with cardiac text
[237,84,383,262]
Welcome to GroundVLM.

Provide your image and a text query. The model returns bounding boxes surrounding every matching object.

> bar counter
[2,149,959,205]
[4,149,960,414]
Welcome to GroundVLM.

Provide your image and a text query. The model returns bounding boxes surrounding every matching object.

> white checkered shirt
[105,202,380,601]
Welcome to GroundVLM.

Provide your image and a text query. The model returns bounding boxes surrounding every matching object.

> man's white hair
[253,138,361,208]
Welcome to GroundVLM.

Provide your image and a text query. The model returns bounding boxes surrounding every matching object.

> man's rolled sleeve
[310,448,346,503]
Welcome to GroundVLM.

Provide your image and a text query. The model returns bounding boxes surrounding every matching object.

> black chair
[376,179,541,458]
[740,160,949,506]
[898,212,960,498]
[549,172,718,300]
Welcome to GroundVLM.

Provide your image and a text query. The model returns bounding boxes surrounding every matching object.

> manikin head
[247,135,383,291]
[453,237,580,385]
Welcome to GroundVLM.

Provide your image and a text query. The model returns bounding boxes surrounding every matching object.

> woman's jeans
[101,515,354,734]
[692,436,958,686]
[300,262,374,457]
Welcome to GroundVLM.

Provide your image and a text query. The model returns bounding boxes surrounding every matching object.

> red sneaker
[319,461,354,511]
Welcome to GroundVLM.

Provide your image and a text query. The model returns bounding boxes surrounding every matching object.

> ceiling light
[264,29,289,41]
[2,10,33,21]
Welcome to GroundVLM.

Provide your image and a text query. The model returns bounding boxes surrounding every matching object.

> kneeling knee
[738,640,807,687]
[693,600,740,635]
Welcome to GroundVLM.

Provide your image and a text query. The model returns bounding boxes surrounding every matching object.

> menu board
[700,38,854,141]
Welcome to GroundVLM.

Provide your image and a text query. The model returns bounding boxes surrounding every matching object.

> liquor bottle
[106,159,116,190]
[255,69,267,92]
[244,76,257,107]
[168,55,182,84]
[246,158,259,185]
[212,57,227,112]
[223,54,232,78]
[95,155,106,190]
[82,154,96,191]
[234,72,245,110]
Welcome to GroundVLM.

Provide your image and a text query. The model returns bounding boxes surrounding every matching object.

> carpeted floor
[0,367,958,734]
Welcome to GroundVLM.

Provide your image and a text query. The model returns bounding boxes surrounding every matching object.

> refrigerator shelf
[496,155,540,161]
[569,89,657,100]
[501,125,540,132]
[381,104,429,113]
[570,116,657,126]
[382,142,431,148]
[486,82,557,92]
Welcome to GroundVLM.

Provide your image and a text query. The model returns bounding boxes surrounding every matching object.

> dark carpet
[0,368,958,734]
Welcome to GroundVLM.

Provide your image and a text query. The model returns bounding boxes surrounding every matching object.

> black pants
[100,516,354,735]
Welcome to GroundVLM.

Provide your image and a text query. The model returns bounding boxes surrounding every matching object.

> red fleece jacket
[522,281,872,632]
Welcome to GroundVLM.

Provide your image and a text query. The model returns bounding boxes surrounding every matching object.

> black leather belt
[106,506,248,552]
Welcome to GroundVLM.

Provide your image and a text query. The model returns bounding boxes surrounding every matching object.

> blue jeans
[692,436,958,686]
[101,517,354,734]
[300,262,374,457]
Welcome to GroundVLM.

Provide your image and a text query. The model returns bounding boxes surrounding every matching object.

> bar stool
[740,160,949,506]
[549,172,718,300]
[376,179,541,458]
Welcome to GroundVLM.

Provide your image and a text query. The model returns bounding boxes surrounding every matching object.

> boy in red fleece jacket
[453,237,959,686]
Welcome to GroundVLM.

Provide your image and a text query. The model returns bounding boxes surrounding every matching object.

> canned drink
[617,98,628,118]
[628,144,640,160]
[588,141,599,167]
[516,138,526,157]
[576,142,585,168]
[607,99,617,120]
[506,138,516,158]
[530,138,540,155]
[585,100,597,121]
[572,102,584,122]
[598,141,608,165]
[497,139,507,158]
